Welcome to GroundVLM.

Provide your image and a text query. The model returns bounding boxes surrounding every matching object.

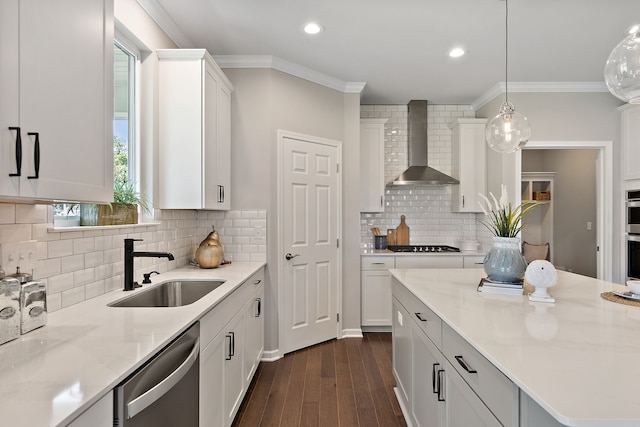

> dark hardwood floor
[232,332,406,427]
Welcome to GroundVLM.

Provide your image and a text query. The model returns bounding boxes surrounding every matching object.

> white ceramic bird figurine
[525,260,558,303]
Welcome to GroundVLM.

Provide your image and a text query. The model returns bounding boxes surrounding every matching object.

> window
[53,35,141,227]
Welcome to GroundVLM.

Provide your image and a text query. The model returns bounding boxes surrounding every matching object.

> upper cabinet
[449,118,488,213]
[157,49,234,210]
[0,0,114,203]
[621,104,640,181]
[360,118,387,212]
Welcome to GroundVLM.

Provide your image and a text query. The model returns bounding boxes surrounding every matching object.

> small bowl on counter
[459,240,480,251]
[627,280,640,295]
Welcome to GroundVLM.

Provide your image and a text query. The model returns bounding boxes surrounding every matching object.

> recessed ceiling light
[303,22,323,35]
[449,48,465,58]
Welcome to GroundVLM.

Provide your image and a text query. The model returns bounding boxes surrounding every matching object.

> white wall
[223,67,360,353]
[477,92,624,282]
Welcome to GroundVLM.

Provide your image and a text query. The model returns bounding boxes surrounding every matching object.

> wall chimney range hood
[391,100,459,186]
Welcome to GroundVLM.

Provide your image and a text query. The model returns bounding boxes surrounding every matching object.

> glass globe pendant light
[604,26,640,104]
[485,0,532,153]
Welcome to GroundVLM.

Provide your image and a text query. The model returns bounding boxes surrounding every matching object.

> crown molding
[135,0,194,48]
[214,55,366,94]
[472,82,609,110]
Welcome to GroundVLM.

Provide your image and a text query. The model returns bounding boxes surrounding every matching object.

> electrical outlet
[1,240,37,277]
[254,226,266,239]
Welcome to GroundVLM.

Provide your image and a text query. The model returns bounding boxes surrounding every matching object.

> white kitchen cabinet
[243,271,265,385]
[362,255,480,328]
[66,391,113,427]
[158,49,234,210]
[449,118,488,213]
[0,0,114,203]
[200,267,265,427]
[443,359,502,427]
[392,277,518,427]
[361,256,395,327]
[392,298,412,411]
[360,118,388,212]
[621,104,640,181]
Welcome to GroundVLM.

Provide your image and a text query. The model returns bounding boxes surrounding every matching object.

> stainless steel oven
[627,190,640,279]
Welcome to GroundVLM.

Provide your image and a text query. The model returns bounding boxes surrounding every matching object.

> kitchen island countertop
[390,268,640,427]
[0,261,265,427]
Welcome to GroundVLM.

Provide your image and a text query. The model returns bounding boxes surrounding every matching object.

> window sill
[48,222,161,233]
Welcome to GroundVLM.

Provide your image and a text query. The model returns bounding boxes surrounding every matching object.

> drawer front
[362,256,395,270]
[442,323,518,427]
[200,267,264,349]
[463,255,485,268]
[392,278,442,346]
[395,255,463,269]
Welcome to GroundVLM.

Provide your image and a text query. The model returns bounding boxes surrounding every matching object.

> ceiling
[145,0,640,105]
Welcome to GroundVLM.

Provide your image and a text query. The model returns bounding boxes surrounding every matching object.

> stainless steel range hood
[391,100,459,186]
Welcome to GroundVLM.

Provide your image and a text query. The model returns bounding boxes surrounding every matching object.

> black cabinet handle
[253,279,262,285]
[8,127,21,177]
[218,185,225,203]
[256,298,261,317]
[415,313,427,322]
[229,331,235,357]
[437,369,445,401]
[27,132,39,179]
[455,355,477,374]
[432,363,440,393]
[225,334,233,360]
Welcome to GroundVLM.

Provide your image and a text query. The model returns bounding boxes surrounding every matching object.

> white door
[280,132,340,355]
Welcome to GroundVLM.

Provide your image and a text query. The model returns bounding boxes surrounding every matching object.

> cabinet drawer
[463,255,485,268]
[200,268,264,348]
[442,323,518,427]
[392,278,442,346]
[362,256,395,270]
[395,255,463,269]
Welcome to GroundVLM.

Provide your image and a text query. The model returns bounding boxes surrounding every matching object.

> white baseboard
[341,328,363,338]
[260,349,282,362]
[394,387,413,427]
[361,325,392,333]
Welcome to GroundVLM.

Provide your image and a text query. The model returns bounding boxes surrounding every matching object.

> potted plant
[478,185,541,283]
[97,180,151,225]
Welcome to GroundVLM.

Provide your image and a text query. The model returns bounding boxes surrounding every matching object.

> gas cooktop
[387,245,460,253]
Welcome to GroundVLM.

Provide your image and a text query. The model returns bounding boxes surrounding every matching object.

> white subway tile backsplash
[361,104,481,247]
[61,287,85,308]
[49,273,74,294]
[0,204,15,224]
[16,205,47,224]
[48,240,74,258]
[61,254,85,273]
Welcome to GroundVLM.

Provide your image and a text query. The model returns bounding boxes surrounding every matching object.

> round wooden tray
[600,291,640,307]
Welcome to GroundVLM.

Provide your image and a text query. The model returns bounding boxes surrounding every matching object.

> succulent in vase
[477,184,540,237]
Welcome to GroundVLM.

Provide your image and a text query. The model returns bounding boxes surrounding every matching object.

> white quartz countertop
[0,261,265,427]
[390,268,640,427]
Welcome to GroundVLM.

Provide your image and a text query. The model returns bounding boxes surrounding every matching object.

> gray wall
[477,92,625,282]
[224,67,361,353]
[523,149,598,277]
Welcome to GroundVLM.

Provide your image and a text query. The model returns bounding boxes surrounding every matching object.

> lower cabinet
[200,267,265,427]
[392,278,516,427]
[364,255,482,328]
[66,391,113,427]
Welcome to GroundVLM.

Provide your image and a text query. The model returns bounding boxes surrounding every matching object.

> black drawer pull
[255,298,261,317]
[8,127,21,177]
[437,369,445,401]
[455,355,477,374]
[415,312,427,322]
[225,334,233,360]
[27,132,40,179]
[432,363,439,393]
[253,279,262,285]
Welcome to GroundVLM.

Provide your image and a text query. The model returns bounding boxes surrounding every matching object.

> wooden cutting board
[395,215,410,245]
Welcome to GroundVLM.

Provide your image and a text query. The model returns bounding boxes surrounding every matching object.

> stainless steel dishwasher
[114,322,200,426]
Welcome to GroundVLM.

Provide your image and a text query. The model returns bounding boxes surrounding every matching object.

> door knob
[285,253,299,260]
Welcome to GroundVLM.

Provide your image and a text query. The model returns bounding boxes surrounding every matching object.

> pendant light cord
[504,0,509,104]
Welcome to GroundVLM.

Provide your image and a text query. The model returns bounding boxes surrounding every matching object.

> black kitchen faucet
[123,238,174,291]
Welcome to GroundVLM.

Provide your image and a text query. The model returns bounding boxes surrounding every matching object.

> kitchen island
[0,261,265,427]
[391,267,640,427]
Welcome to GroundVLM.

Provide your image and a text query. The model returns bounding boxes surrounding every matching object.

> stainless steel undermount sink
[108,279,226,308]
